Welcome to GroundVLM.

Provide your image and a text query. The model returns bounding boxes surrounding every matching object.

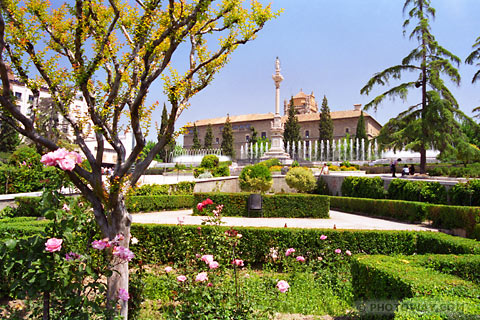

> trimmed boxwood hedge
[352,254,480,318]
[330,196,480,238]
[341,176,386,199]
[330,196,428,223]
[192,192,330,218]
[0,217,49,240]
[126,195,194,213]
[126,224,480,265]
[395,296,480,320]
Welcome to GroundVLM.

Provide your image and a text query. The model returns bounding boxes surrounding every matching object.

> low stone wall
[193,175,296,193]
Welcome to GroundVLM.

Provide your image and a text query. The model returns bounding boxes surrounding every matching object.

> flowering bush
[164,199,270,319]
[0,190,143,319]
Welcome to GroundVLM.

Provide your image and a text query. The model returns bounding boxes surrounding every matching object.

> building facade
[183,92,382,160]
[7,70,132,165]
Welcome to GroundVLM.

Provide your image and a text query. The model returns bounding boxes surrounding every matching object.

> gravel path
[131,209,437,232]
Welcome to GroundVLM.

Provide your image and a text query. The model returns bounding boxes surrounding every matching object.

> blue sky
[145,0,480,144]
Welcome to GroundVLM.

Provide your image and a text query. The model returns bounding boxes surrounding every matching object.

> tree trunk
[420,146,427,174]
[106,197,132,319]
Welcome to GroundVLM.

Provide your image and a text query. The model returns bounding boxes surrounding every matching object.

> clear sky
[145,0,480,144]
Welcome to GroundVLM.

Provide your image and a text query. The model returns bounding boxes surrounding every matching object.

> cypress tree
[221,115,235,158]
[283,97,301,157]
[250,126,258,145]
[361,0,461,173]
[204,124,213,149]
[318,95,333,159]
[192,123,201,149]
[159,103,169,161]
[355,111,368,158]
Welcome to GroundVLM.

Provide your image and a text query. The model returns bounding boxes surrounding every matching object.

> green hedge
[127,224,480,265]
[330,196,427,223]
[395,296,480,319]
[330,196,480,238]
[126,195,194,213]
[388,179,447,204]
[130,181,195,196]
[0,217,49,240]
[15,197,43,217]
[341,176,386,199]
[352,255,480,318]
[192,192,329,218]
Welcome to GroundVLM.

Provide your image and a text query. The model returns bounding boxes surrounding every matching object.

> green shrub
[212,165,229,177]
[126,195,194,213]
[15,197,43,217]
[291,160,299,168]
[415,232,480,254]
[449,179,480,206]
[0,206,16,218]
[388,179,447,204]
[341,177,385,199]
[285,167,316,193]
[193,167,206,178]
[314,176,331,195]
[239,164,273,193]
[257,158,281,168]
[200,155,219,169]
[193,192,329,218]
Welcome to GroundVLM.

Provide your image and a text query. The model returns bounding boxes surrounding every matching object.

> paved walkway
[131,209,437,231]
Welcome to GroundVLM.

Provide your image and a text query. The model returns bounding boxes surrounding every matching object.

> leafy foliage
[239,164,272,193]
[341,176,386,199]
[285,167,316,193]
[387,178,447,204]
[0,112,20,154]
[200,154,220,169]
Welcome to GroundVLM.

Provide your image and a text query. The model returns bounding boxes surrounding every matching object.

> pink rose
[320,235,327,240]
[118,288,129,301]
[201,254,214,264]
[285,248,295,256]
[335,249,342,254]
[45,238,63,252]
[91,239,109,250]
[195,272,208,282]
[57,157,76,171]
[112,246,135,261]
[345,250,352,256]
[296,256,305,262]
[203,198,213,205]
[207,282,213,287]
[232,259,244,267]
[165,266,173,273]
[62,203,70,211]
[197,203,204,211]
[276,280,290,293]
[177,275,187,282]
[209,261,219,269]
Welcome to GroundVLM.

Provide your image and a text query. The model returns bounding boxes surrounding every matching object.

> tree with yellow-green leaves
[0,0,279,318]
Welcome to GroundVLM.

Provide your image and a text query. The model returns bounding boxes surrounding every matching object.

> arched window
[305,130,310,138]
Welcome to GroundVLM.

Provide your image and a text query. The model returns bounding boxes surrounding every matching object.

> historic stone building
[183,90,382,160]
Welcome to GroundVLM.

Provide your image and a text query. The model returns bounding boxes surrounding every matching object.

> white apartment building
[9,75,133,166]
